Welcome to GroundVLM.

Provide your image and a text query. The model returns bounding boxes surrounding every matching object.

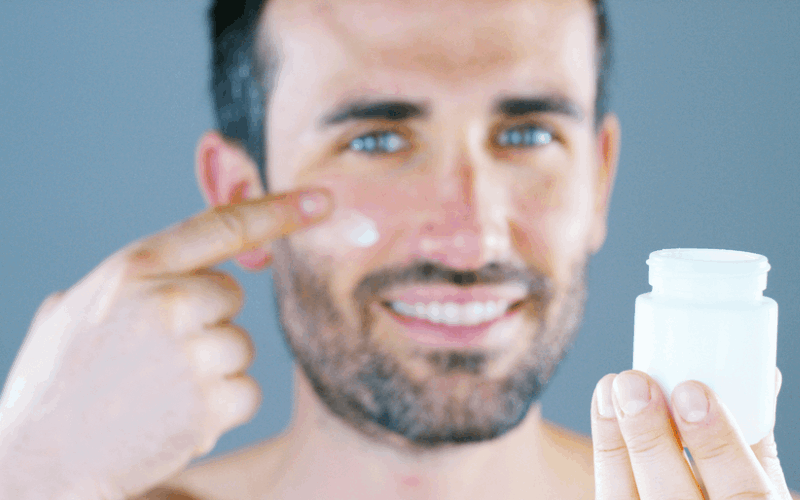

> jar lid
[647,248,770,277]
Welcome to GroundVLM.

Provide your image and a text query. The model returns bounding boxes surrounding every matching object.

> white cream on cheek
[300,208,381,255]
[342,210,380,248]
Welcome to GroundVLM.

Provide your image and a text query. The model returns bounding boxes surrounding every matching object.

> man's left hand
[591,366,793,499]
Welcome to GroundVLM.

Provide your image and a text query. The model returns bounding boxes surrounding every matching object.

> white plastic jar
[633,248,778,445]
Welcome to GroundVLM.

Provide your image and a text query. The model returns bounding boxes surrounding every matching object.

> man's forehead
[263,0,596,107]
[264,0,596,66]
[269,0,591,31]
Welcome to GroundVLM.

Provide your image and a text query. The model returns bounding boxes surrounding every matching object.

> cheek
[294,174,434,255]
[508,174,591,285]
[288,177,399,306]
[508,173,560,250]
[297,208,381,258]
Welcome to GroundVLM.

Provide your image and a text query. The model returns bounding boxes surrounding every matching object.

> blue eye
[349,131,406,154]
[497,125,552,148]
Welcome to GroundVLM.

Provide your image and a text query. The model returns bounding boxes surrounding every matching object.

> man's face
[263,0,615,450]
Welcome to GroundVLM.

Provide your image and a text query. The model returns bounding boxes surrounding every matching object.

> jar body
[633,292,778,445]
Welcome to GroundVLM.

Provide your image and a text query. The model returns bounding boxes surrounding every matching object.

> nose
[412,149,512,271]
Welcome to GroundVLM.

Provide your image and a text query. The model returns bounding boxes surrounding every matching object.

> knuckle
[230,374,262,406]
[220,273,244,295]
[214,273,245,303]
[208,375,262,426]
[191,269,245,303]
[151,281,190,302]
[192,324,255,374]
[217,287,245,322]
[125,243,162,275]
[593,441,630,462]
[240,375,263,411]
[624,427,674,457]
[691,429,740,462]
[222,323,255,356]
[210,205,248,249]
[188,325,255,377]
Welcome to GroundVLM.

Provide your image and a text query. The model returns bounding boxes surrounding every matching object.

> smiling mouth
[379,299,527,325]
[378,299,528,347]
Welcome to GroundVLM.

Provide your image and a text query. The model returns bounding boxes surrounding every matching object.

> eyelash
[346,124,554,155]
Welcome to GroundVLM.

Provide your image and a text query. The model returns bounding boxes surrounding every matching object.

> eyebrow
[318,94,585,129]
[320,100,427,128]
[494,95,585,122]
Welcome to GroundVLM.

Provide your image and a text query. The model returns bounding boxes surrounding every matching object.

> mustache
[353,259,555,305]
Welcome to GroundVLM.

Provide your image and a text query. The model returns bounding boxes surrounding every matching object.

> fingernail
[597,375,616,418]
[299,191,331,217]
[613,371,651,416]
[673,382,709,423]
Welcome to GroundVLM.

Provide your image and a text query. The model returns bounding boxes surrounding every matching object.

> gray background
[2,0,798,491]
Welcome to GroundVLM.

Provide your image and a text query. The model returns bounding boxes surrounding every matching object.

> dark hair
[209,0,612,191]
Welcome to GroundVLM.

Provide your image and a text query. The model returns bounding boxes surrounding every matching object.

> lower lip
[378,302,524,347]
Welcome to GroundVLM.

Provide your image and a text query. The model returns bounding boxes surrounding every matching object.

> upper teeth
[389,300,511,326]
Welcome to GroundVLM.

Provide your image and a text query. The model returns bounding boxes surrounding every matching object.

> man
[0,0,796,499]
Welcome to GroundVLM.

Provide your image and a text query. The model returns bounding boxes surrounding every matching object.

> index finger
[128,188,333,278]
[591,373,639,499]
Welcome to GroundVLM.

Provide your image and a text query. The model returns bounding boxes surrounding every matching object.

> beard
[270,237,589,451]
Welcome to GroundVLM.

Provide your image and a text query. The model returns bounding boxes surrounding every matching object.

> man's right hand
[0,188,333,500]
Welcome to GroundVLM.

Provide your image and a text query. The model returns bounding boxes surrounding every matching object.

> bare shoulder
[541,420,595,499]
[144,433,290,500]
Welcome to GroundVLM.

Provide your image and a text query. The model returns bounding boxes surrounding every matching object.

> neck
[268,364,560,500]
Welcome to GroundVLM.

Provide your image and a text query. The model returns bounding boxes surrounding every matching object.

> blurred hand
[591,366,792,499]
[0,189,333,500]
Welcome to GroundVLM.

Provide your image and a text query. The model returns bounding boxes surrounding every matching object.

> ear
[195,130,271,271]
[587,113,621,254]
